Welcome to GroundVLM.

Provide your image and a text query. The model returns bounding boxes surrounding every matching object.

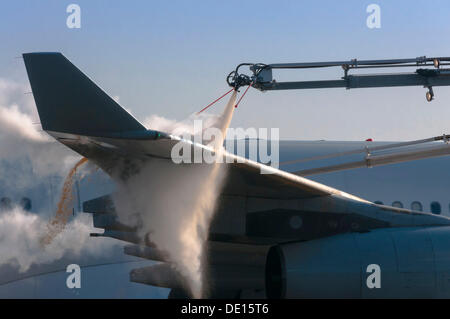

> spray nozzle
[226,71,252,91]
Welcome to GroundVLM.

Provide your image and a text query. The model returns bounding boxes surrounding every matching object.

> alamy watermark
[66,263,81,289]
[66,4,81,29]
[366,4,381,29]
[366,263,381,289]
[170,120,279,174]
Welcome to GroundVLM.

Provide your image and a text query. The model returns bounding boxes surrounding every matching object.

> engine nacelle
[266,226,450,298]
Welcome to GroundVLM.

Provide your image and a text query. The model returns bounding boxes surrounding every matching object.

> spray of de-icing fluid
[40,157,88,246]
[175,91,237,297]
[114,92,237,298]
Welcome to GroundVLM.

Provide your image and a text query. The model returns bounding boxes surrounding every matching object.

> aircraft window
[374,201,383,205]
[431,202,441,215]
[392,201,403,208]
[0,197,12,211]
[411,201,423,211]
[20,197,32,211]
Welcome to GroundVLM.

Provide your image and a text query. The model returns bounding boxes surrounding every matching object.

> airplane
[2,52,450,298]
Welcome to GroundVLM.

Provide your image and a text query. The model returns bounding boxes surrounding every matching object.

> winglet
[23,52,146,136]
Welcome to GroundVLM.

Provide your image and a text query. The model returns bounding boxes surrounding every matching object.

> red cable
[234,82,253,108]
[196,88,234,114]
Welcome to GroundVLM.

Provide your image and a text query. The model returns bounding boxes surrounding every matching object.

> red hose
[196,88,234,114]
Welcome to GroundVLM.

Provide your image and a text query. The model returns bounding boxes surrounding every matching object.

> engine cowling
[266,226,450,298]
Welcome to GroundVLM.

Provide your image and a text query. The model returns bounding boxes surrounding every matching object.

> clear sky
[2,0,450,140]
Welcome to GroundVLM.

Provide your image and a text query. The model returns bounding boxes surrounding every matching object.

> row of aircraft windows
[1,196,447,215]
[374,200,443,214]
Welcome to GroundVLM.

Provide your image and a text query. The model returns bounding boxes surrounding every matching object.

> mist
[0,78,80,193]
[114,92,237,298]
[0,206,120,273]
[0,78,119,273]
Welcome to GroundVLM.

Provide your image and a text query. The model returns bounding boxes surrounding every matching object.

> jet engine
[266,226,450,298]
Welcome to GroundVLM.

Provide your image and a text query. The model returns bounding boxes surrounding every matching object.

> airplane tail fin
[23,52,146,136]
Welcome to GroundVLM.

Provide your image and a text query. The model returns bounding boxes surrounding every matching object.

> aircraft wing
[23,52,450,247]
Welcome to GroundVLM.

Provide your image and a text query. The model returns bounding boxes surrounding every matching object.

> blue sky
[2,0,450,140]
